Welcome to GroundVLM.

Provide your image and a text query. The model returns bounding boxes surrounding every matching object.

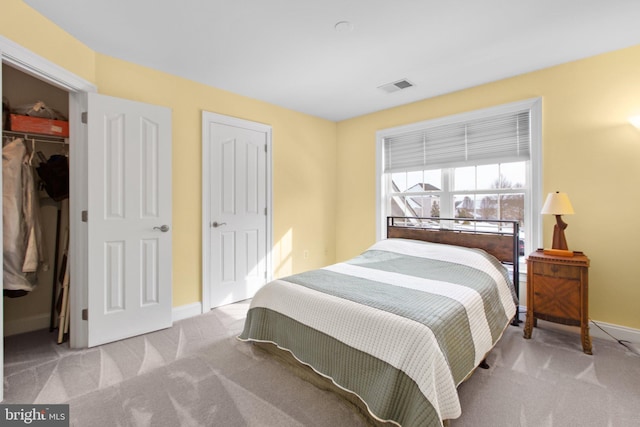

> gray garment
[3,138,47,291]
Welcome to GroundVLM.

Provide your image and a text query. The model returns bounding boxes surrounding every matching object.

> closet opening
[2,63,72,344]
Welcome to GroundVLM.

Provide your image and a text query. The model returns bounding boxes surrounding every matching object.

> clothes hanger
[60,138,69,157]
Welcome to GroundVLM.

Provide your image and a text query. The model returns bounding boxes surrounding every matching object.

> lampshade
[541,192,574,215]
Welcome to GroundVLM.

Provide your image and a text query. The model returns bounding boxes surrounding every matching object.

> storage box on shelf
[9,113,69,137]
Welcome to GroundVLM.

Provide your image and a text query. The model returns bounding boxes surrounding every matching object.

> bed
[238,217,520,427]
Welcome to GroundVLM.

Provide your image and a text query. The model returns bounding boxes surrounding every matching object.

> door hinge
[81,210,88,222]
[264,207,267,216]
[81,112,88,124]
[264,144,267,153]
[82,309,88,321]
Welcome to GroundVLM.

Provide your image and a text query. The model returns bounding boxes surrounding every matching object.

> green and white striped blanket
[239,238,517,427]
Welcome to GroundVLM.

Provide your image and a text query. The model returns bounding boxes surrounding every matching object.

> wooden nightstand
[523,249,592,354]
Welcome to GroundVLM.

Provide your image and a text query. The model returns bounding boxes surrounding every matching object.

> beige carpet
[3,300,639,426]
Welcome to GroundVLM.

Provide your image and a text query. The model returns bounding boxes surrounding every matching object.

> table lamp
[541,191,574,251]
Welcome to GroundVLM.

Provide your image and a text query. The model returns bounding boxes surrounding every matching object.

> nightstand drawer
[531,262,581,279]
[533,275,581,323]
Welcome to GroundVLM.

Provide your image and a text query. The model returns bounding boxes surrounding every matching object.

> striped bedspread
[239,238,517,427]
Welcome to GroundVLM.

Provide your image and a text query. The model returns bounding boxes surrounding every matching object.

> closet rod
[2,130,67,145]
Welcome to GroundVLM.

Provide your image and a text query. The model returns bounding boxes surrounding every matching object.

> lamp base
[551,216,569,250]
[543,248,574,257]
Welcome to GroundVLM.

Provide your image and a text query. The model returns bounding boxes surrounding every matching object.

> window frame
[389,165,527,219]
[375,98,543,260]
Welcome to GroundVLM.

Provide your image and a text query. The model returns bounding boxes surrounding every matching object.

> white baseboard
[172,302,203,323]
[517,305,640,345]
[4,313,50,337]
[587,320,640,346]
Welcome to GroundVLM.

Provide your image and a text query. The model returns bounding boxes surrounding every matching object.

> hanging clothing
[3,138,47,292]
[36,154,69,201]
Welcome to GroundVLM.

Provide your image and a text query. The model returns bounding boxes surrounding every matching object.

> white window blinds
[384,110,530,172]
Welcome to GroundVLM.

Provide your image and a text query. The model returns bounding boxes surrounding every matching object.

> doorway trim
[1,35,97,350]
[201,111,273,312]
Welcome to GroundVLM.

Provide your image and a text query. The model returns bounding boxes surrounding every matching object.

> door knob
[153,225,170,232]
[211,221,227,228]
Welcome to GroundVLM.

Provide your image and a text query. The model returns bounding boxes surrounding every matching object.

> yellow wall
[2,0,337,313]
[336,44,640,330]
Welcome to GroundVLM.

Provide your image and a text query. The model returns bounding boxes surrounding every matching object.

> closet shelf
[3,130,67,145]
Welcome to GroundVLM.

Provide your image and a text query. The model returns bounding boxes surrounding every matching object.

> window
[376,98,542,260]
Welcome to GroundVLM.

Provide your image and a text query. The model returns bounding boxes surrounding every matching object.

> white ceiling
[24,0,640,122]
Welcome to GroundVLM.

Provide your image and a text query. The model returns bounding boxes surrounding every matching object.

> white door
[203,113,269,308]
[86,93,172,347]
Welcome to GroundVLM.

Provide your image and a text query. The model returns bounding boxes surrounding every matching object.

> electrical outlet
[303,250,309,259]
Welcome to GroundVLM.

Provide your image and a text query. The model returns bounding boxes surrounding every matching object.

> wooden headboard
[387,216,519,264]
[387,216,520,315]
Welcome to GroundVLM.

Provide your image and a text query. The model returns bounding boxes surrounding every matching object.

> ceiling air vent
[378,79,415,93]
